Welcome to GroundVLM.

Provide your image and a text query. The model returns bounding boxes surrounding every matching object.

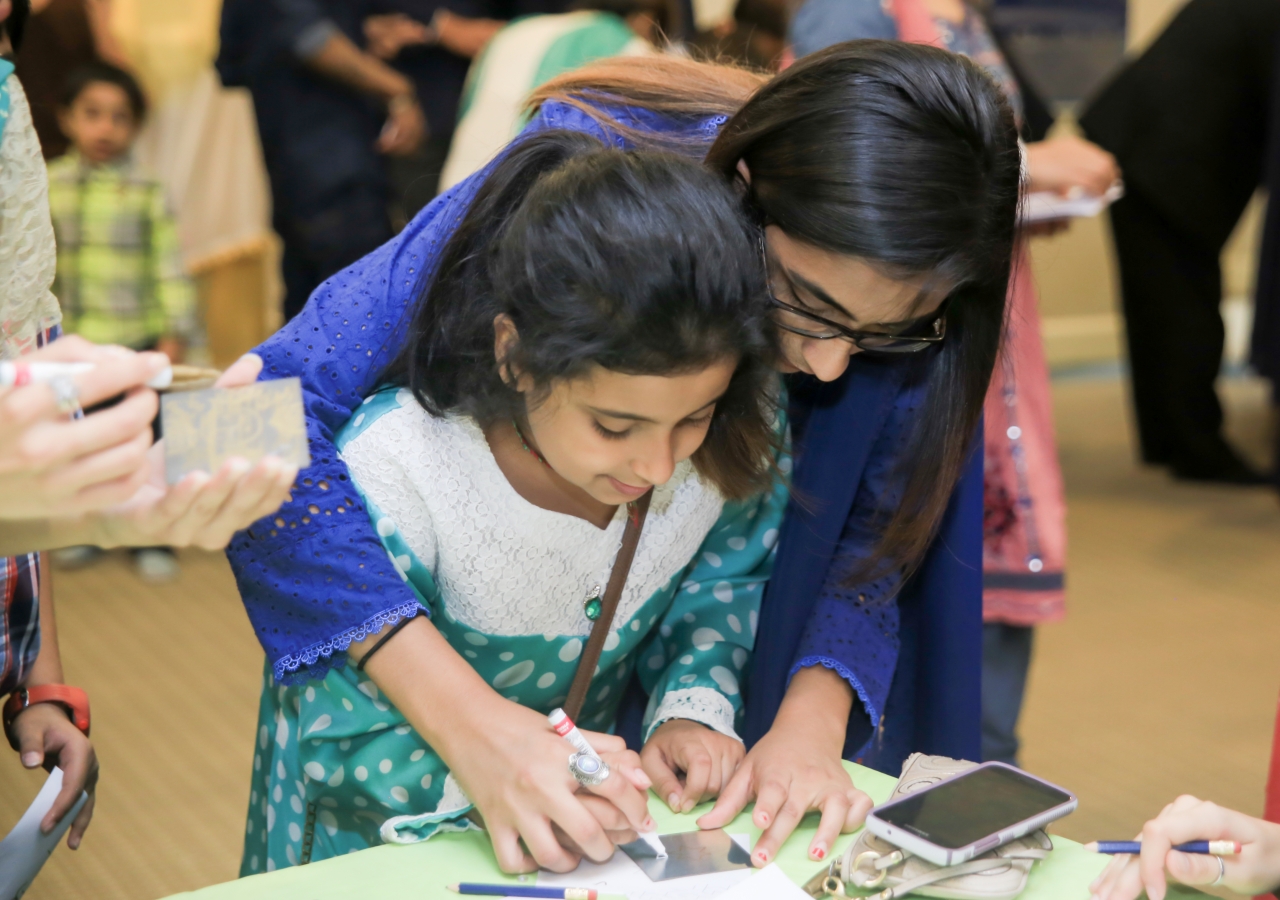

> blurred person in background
[363,2,508,226]
[13,0,129,159]
[689,0,788,70]
[789,0,1120,767]
[437,0,668,191]
[215,0,426,322]
[47,62,195,583]
[1081,0,1280,485]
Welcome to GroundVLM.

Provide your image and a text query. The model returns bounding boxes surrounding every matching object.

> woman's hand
[9,702,98,848]
[0,337,169,519]
[1090,796,1280,900]
[1025,135,1120,198]
[444,701,655,873]
[642,719,745,814]
[696,666,872,867]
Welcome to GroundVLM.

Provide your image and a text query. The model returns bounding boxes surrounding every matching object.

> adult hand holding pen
[1090,796,1280,900]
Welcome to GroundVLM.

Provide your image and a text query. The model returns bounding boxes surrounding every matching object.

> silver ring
[1212,854,1225,887]
[568,752,610,787]
[48,375,82,417]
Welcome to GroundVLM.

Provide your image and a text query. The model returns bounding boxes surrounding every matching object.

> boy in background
[47,61,194,583]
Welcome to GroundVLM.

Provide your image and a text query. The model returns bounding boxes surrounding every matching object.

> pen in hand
[1086,841,1242,856]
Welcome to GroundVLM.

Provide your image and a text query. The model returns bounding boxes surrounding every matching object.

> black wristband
[354,618,413,671]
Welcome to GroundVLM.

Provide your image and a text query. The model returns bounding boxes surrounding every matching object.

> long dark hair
[383,130,780,501]
[532,41,1020,579]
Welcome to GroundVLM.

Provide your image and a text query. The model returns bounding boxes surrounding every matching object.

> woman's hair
[3,0,30,52]
[383,130,779,501]
[533,41,1021,581]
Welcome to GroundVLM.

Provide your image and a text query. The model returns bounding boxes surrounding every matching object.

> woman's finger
[166,459,248,544]
[753,794,810,868]
[587,763,653,834]
[53,428,153,500]
[697,762,753,830]
[11,389,157,477]
[809,791,851,861]
[42,739,90,834]
[533,804,598,870]
[67,790,96,849]
[751,775,788,832]
[1166,850,1228,887]
[190,458,288,547]
[578,794,632,833]
[490,824,537,874]
[581,730,626,754]
[214,353,264,389]
[679,746,714,812]
[844,788,874,831]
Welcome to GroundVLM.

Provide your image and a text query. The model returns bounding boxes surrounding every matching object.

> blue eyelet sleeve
[787,375,927,731]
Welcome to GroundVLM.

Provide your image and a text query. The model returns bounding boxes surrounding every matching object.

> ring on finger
[49,375,83,418]
[1212,855,1225,887]
[569,752,610,787]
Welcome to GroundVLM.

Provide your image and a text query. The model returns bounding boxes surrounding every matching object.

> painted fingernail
[642,817,656,832]
[668,793,680,810]
[755,850,769,865]
[812,845,826,860]
[21,752,40,767]
[758,812,770,825]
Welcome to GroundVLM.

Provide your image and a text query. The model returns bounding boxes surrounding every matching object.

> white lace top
[0,75,61,357]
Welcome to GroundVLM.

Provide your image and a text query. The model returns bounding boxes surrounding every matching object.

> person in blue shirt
[224,41,1020,872]
[215,0,427,321]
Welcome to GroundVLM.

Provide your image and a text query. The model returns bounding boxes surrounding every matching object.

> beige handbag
[804,754,1053,900]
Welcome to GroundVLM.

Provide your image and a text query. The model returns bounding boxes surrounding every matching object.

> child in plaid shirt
[48,62,193,582]
[47,62,194,363]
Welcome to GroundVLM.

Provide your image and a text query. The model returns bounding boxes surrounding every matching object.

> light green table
[167,763,1200,900]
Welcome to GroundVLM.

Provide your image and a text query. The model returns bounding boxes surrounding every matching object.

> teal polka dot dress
[240,389,788,873]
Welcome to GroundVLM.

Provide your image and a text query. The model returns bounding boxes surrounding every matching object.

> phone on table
[864,761,1076,867]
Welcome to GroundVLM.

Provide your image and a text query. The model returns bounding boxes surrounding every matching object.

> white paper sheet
[0,768,89,900]
[709,863,811,900]
[1020,183,1124,223]
[534,834,753,900]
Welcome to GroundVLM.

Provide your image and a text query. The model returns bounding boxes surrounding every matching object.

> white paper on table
[534,834,753,900]
[0,768,89,900]
[708,863,812,900]
[1020,183,1124,223]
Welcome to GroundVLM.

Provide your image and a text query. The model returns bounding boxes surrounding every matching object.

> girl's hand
[696,723,872,867]
[444,702,656,874]
[1025,135,1120,198]
[0,337,168,519]
[642,719,745,813]
[1090,796,1280,900]
[9,701,98,848]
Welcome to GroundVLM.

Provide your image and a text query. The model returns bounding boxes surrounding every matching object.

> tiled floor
[1,371,1275,899]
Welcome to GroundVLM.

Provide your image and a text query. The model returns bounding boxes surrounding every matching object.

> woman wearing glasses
[224,41,1020,873]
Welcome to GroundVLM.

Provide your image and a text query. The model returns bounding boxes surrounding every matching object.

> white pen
[0,360,174,391]
[547,708,666,856]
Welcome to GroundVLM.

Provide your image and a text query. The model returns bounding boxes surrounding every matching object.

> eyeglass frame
[757,230,949,354]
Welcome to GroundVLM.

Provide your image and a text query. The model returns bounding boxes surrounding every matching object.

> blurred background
[1,0,1277,896]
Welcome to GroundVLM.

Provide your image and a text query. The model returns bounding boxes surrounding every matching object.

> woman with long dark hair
[224,41,1021,873]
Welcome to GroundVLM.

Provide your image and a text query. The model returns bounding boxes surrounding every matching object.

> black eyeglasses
[759,232,948,354]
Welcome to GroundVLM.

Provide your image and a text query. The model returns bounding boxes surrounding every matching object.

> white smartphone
[864,762,1077,866]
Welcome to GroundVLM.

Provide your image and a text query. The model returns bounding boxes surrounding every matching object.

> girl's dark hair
[62,61,148,122]
[4,0,29,52]
[383,130,779,501]
[532,40,1021,580]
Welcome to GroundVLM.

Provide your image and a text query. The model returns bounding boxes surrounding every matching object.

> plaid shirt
[0,552,40,697]
[47,152,195,349]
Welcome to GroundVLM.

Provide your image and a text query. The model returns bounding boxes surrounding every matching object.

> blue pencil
[447,884,599,900]
[1087,841,1241,856]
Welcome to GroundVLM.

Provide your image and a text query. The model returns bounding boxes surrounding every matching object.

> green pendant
[584,588,603,621]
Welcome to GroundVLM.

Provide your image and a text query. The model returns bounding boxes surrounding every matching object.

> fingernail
[642,817,655,832]
[21,752,40,767]
[758,812,770,825]
[635,772,652,789]
[682,799,695,813]
[812,845,826,860]
[69,836,80,849]
[668,793,680,810]
[755,850,769,865]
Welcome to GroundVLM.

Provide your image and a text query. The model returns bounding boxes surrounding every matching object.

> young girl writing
[243,131,788,873]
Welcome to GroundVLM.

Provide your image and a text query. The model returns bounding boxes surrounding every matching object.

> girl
[243,131,788,873]
[226,42,1021,871]
[787,0,1120,766]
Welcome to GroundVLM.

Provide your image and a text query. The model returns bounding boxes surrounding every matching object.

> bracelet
[355,618,413,671]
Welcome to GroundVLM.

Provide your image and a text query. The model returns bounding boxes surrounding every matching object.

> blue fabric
[0,59,13,154]
[226,96,983,771]
[741,361,983,771]
[789,0,896,58]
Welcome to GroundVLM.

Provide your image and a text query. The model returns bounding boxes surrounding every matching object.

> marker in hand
[1086,841,1242,856]
[547,707,666,857]
[0,360,174,390]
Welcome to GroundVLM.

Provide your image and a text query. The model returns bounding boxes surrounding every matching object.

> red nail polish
[814,847,826,860]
